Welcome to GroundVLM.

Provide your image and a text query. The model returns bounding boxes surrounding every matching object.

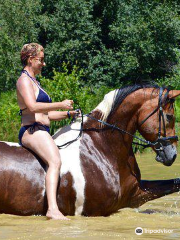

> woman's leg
[22,129,70,220]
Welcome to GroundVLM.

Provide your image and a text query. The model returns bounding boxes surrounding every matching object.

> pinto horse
[0,84,180,217]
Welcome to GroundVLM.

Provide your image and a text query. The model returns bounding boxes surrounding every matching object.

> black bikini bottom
[18,122,50,146]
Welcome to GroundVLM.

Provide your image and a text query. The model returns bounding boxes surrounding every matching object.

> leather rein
[57,87,178,150]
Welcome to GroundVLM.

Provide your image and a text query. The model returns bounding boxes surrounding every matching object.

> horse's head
[138,89,180,166]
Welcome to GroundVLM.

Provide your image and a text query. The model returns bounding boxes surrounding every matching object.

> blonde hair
[20,43,44,66]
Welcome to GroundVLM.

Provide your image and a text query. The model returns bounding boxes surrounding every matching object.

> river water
[0,152,180,240]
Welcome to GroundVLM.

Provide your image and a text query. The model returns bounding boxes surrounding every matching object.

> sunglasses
[30,56,45,63]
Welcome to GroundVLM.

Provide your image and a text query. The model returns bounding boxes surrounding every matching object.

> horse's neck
[84,90,145,162]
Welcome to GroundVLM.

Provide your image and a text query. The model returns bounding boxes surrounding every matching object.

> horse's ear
[168,90,180,99]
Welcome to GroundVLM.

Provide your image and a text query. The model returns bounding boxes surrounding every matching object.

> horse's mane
[95,83,168,122]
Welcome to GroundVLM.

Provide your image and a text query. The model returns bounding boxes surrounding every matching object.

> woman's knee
[48,157,62,170]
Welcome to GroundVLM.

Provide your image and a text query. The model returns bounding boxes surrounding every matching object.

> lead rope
[56,109,84,149]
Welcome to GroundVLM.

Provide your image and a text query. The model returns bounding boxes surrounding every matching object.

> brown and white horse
[0,85,180,217]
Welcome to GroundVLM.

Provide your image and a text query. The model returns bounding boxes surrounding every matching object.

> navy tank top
[19,70,52,115]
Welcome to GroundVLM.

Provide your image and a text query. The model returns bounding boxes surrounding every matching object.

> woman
[16,43,77,220]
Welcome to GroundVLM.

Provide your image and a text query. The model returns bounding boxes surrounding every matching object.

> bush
[0,0,41,92]
[40,0,180,88]
[0,91,19,142]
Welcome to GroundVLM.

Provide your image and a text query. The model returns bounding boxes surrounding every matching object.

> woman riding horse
[16,43,78,220]
[0,81,180,217]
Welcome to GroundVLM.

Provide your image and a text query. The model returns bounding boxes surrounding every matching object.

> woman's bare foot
[46,208,70,220]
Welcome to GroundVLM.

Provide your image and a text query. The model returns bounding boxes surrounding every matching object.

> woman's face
[29,51,46,75]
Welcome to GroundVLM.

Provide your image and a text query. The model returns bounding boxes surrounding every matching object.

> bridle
[139,87,170,137]
[57,87,178,151]
[138,87,178,151]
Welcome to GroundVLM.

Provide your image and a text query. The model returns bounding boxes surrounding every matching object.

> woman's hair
[20,43,44,66]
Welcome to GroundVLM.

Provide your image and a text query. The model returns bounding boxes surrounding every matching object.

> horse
[0,84,180,217]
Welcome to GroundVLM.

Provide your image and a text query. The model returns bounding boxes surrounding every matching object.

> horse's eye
[166,114,174,122]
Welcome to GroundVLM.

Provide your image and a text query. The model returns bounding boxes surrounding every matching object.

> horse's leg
[129,178,180,208]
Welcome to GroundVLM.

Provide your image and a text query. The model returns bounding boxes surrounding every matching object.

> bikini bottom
[18,122,50,146]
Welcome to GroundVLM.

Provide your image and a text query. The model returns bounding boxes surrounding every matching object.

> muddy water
[0,152,180,240]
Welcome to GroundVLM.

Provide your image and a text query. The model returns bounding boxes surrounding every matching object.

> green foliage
[1,0,180,90]
[0,0,41,92]
[40,0,100,81]
[0,91,19,142]
[157,48,180,90]
[108,1,180,82]
[39,0,180,87]
[175,98,180,122]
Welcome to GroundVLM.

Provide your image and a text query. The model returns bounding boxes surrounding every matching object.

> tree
[0,0,41,92]
[39,0,180,87]
[1,0,180,91]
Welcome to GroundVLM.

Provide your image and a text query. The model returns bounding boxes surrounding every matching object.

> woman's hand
[61,99,74,109]
[67,109,81,120]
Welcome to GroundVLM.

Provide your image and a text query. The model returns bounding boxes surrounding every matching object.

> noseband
[57,87,178,150]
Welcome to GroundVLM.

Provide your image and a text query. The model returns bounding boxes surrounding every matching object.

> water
[0,152,180,240]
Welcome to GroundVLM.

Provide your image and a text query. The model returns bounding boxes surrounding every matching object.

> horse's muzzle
[155,143,177,166]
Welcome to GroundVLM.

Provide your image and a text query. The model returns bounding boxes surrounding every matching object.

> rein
[57,110,84,149]
[57,87,178,150]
